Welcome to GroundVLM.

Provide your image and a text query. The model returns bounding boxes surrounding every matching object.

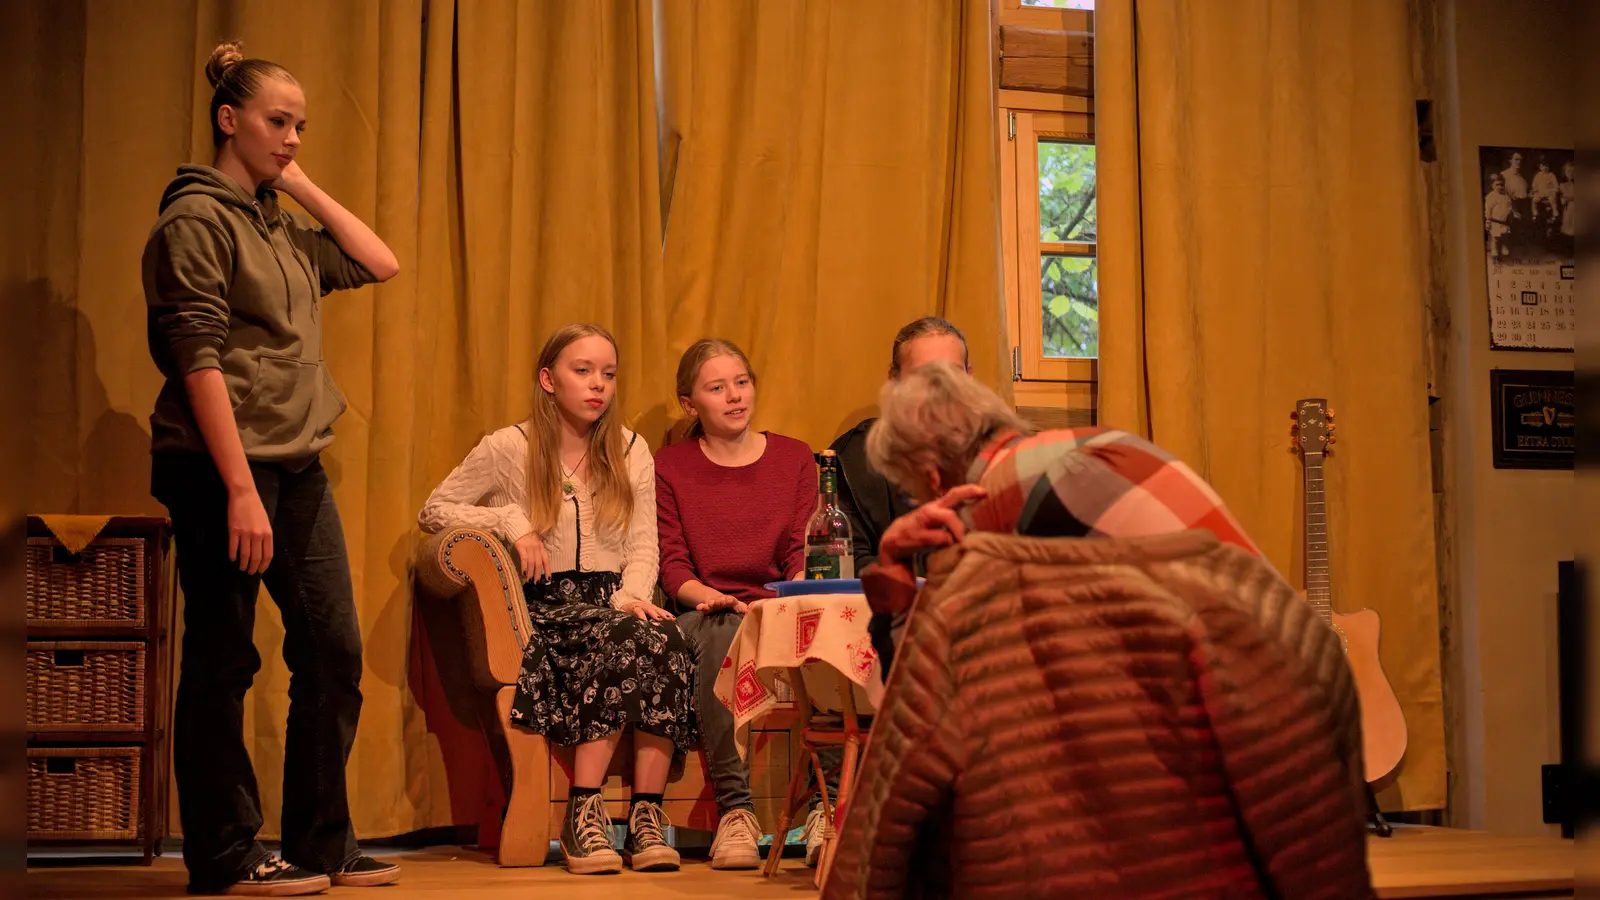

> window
[1001,104,1097,423]
[998,0,1096,425]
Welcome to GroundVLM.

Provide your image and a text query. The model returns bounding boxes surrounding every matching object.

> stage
[27,826,1576,899]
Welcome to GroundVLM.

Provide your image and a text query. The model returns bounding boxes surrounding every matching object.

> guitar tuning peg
[1290,411,1299,419]
[1327,407,1336,418]
[1327,423,1337,431]
[1328,436,1337,445]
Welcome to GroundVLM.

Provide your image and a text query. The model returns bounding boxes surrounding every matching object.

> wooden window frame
[1001,107,1098,384]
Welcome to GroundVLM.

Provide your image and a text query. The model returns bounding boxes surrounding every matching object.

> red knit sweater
[655,432,817,605]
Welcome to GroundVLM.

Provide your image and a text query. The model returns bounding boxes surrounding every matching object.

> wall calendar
[1480,146,1577,352]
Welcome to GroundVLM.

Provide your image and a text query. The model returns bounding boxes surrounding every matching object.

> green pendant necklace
[560,448,590,498]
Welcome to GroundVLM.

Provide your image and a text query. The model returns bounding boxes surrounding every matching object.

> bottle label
[805,550,842,580]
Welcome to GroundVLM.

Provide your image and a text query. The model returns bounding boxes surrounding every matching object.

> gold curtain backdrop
[1096,0,1447,810]
[5,0,1449,837]
[7,0,1006,838]
[654,0,1009,443]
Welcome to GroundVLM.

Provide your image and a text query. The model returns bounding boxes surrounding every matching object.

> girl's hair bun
[205,41,246,89]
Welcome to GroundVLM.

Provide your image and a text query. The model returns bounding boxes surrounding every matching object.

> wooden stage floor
[28,826,1577,899]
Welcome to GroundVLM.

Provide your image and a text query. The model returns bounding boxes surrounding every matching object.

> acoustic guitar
[1291,398,1408,785]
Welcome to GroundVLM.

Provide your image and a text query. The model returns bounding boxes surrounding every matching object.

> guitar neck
[1303,450,1334,624]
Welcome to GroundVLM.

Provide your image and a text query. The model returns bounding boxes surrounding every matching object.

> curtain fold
[1097,0,1446,810]
[654,0,1007,449]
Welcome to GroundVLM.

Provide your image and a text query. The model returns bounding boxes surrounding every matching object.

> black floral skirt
[508,571,697,753]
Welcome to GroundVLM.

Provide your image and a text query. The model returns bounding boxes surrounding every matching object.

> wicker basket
[27,747,142,841]
[26,643,147,733]
[26,537,147,628]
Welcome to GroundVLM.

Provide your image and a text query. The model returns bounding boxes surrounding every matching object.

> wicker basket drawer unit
[27,747,144,841]
[26,516,172,864]
[26,642,148,734]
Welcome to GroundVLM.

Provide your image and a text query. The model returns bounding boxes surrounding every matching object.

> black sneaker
[624,800,681,872]
[197,855,329,896]
[560,792,622,875]
[331,854,401,887]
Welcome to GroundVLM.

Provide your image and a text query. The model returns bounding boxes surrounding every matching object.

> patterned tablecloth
[713,592,885,760]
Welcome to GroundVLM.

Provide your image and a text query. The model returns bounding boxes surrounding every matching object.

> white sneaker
[802,806,827,867]
[709,808,764,870]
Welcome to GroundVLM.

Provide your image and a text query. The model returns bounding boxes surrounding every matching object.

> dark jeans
[677,609,842,817]
[153,453,363,891]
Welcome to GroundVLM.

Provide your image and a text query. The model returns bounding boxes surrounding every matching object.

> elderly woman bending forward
[858,360,1262,673]
[824,362,1373,899]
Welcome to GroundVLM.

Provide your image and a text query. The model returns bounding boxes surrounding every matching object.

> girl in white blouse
[418,324,694,876]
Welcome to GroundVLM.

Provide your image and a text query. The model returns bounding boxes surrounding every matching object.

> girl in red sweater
[654,339,819,868]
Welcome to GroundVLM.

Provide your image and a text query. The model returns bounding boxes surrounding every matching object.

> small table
[713,592,885,884]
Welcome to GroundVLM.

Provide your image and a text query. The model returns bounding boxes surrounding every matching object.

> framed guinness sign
[1490,368,1575,469]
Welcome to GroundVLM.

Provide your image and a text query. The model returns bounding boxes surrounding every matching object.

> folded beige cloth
[36,515,116,554]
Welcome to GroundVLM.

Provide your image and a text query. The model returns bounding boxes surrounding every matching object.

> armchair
[412,527,797,866]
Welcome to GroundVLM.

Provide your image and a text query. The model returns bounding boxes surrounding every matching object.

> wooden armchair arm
[414,528,532,690]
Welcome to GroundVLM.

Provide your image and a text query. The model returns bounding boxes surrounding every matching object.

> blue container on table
[765,579,863,597]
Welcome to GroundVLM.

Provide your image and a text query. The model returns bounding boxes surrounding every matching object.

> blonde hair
[528,324,633,535]
[866,361,1032,493]
[675,338,756,439]
[205,41,298,148]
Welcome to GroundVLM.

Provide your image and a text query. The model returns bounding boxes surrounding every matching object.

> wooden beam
[999,26,1093,96]
[1001,26,1093,60]
[998,89,1093,114]
[1000,56,1092,96]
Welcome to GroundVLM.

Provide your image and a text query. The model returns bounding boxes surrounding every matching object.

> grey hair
[866,361,1033,494]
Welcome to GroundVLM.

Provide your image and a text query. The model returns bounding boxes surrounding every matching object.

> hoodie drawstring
[254,201,309,325]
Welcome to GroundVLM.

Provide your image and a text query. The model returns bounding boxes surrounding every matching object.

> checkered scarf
[962,428,1261,556]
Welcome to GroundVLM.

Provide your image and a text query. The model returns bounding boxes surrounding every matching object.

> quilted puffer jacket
[823,530,1374,899]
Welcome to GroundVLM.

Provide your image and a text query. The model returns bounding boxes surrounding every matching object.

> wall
[1439,0,1575,836]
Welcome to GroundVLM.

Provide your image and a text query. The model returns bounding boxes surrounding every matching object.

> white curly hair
[865,361,1033,500]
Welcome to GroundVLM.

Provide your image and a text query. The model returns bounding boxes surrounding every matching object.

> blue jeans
[154,453,363,891]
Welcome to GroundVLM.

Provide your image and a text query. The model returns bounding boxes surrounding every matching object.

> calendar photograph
[1480,146,1577,351]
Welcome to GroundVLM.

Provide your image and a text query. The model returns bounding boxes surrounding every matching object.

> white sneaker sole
[221,874,331,896]
[626,846,682,872]
[710,847,763,870]
[331,864,401,887]
[563,848,623,875]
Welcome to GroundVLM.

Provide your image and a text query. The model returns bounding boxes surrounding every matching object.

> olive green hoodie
[143,165,374,468]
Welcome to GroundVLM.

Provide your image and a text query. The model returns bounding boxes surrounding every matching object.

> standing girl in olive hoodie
[143,42,399,897]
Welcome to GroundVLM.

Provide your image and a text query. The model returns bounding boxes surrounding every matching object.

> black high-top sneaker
[195,855,329,896]
[624,800,681,872]
[560,792,622,875]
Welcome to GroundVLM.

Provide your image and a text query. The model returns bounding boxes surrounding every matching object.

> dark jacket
[830,418,916,673]
[143,165,375,465]
[829,417,913,572]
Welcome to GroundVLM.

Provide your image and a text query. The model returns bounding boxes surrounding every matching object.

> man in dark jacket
[829,317,969,673]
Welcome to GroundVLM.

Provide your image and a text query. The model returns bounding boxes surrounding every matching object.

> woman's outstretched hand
[696,593,749,615]
[878,484,988,563]
[622,600,676,622]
